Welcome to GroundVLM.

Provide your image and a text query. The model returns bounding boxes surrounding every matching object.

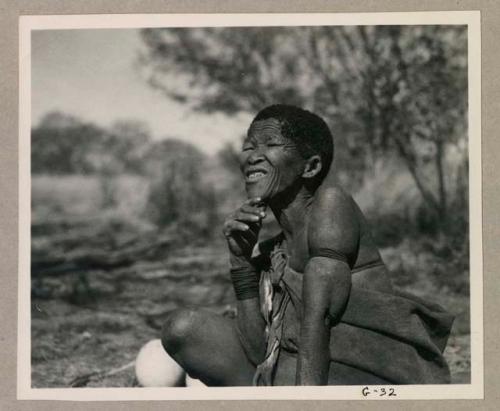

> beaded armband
[230,266,259,301]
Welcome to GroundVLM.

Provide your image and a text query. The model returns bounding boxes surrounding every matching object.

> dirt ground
[31,231,470,387]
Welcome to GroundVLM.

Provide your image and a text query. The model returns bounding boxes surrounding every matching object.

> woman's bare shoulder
[312,185,357,221]
[309,185,360,259]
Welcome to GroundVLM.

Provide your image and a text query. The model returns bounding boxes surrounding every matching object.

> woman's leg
[161,308,256,386]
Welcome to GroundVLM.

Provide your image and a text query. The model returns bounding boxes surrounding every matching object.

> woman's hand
[223,197,266,264]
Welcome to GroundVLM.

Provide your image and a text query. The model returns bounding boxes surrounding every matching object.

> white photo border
[18,11,483,401]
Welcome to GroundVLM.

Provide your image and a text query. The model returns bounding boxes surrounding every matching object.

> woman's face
[239,118,306,202]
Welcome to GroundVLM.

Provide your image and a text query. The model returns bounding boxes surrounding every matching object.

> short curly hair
[251,104,334,190]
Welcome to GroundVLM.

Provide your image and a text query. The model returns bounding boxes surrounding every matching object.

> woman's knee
[161,308,202,356]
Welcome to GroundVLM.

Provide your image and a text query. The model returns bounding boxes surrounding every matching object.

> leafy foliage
[139,26,468,230]
[32,112,152,176]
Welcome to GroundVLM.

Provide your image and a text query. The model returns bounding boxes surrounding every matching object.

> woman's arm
[296,187,359,385]
[235,296,266,365]
[297,257,351,384]
[223,198,267,365]
[228,253,266,365]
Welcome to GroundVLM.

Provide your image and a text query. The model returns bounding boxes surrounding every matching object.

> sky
[31,29,251,155]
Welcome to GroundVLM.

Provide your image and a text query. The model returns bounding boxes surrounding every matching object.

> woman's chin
[245,184,270,202]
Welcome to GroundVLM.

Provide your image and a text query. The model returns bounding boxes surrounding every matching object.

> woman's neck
[269,186,314,243]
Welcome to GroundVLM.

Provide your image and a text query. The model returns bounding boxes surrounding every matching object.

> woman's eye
[242,145,253,152]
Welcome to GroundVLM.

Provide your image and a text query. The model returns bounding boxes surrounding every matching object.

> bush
[143,140,219,236]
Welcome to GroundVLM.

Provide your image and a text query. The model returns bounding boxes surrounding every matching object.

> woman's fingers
[240,198,267,219]
[223,198,265,242]
[223,199,264,258]
[234,211,261,223]
[223,220,250,236]
[244,197,262,206]
[240,204,266,218]
[240,204,261,215]
[223,220,258,245]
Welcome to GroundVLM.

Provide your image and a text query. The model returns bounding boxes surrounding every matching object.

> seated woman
[161,104,454,386]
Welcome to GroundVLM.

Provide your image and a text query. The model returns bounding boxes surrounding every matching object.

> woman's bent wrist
[229,253,253,269]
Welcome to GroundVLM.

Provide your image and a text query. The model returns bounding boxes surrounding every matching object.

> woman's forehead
[247,118,286,141]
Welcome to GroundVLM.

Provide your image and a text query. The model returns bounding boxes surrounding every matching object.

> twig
[69,360,136,387]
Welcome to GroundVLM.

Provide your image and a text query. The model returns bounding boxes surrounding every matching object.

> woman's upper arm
[302,188,359,321]
[308,187,360,268]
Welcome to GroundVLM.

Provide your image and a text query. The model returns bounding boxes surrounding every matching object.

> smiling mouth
[246,169,268,182]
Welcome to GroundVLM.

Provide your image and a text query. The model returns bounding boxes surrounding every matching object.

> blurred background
[31,26,470,387]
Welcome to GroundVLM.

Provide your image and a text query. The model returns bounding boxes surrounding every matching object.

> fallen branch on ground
[69,360,136,387]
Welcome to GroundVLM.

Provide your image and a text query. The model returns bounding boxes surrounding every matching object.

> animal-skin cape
[252,243,454,386]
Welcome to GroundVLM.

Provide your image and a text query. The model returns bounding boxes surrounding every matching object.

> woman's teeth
[248,171,265,181]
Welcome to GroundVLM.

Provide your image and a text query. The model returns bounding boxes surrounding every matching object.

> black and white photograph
[18,12,482,400]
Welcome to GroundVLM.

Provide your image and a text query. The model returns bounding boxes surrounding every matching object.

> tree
[32,112,108,175]
[32,112,153,176]
[32,113,154,208]
[355,26,468,225]
[107,120,152,174]
[139,26,468,230]
[143,139,218,234]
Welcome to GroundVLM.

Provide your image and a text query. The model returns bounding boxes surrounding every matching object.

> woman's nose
[247,150,265,165]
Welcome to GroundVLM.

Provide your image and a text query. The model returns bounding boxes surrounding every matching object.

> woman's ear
[302,155,322,179]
